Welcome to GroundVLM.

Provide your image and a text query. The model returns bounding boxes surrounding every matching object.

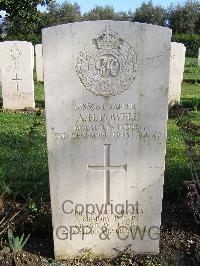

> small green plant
[79,248,96,261]
[7,228,30,254]
[191,95,200,112]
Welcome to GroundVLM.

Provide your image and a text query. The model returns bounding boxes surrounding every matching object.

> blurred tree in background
[43,0,81,27]
[0,0,51,43]
[83,5,117,21]
[0,0,49,20]
[0,0,199,51]
[168,0,200,34]
[83,5,133,21]
[133,1,167,26]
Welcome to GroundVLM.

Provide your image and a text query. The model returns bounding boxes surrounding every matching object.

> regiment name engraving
[52,102,162,141]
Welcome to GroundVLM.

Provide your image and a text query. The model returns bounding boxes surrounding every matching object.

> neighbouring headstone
[168,42,186,106]
[35,44,44,81]
[43,21,172,259]
[198,47,200,67]
[32,45,35,71]
[0,41,35,109]
[0,69,1,84]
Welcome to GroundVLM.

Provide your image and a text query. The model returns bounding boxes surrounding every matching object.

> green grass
[184,57,200,81]
[165,110,200,193]
[192,111,200,125]
[168,65,200,191]
[0,111,49,203]
[181,82,200,109]
[182,82,200,99]
[35,81,45,108]
[165,118,191,193]
[35,81,44,102]
[185,57,198,67]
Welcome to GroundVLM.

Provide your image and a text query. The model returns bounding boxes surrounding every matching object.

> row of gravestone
[0,42,43,109]
[0,39,191,110]
[0,21,199,259]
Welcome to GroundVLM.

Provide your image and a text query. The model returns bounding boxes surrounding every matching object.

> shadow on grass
[35,100,45,109]
[183,79,200,84]
[181,97,200,110]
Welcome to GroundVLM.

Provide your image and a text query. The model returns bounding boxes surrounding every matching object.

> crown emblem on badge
[95,27,121,49]
[76,27,138,97]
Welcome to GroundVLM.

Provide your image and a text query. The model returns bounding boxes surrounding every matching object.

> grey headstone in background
[43,21,172,259]
[35,44,44,82]
[168,42,186,106]
[0,41,35,109]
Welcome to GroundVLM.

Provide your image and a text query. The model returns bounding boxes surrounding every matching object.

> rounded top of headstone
[42,20,172,35]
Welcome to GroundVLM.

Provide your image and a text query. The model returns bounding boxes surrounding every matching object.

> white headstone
[168,42,186,106]
[0,41,35,109]
[32,45,35,71]
[0,69,1,84]
[198,47,200,67]
[35,44,44,81]
[43,21,172,259]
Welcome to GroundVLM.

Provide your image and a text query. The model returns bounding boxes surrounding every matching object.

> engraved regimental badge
[76,27,138,97]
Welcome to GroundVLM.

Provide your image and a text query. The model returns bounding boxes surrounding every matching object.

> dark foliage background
[0,1,200,55]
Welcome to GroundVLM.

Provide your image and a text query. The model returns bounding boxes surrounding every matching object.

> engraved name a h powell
[88,144,127,205]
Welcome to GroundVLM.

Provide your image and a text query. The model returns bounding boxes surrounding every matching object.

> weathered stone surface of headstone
[198,47,200,67]
[35,44,44,81]
[0,41,35,109]
[43,21,172,259]
[0,56,2,84]
[168,42,186,106]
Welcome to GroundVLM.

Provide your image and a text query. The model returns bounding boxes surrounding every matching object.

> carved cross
[88,144,127,204]
[12,73,22,91]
